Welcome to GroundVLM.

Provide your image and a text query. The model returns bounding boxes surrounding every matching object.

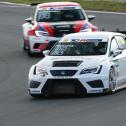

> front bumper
[28,73,109,95]
[29,36,60,53]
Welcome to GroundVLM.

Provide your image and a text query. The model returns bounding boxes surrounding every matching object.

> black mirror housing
[87,15,95,21]
[25,17,33,24]
[43,50,49,56]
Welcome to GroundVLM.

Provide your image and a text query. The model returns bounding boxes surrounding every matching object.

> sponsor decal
[71,39,88,43]
[70,39,103,43]
[56,25,70,28]
[41,7,77,11]
[88,89,103,93]
[62,38,69,42]
[30,90,41,93]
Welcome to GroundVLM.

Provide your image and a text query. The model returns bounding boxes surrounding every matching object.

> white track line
[86,10,126,15]
[0,1,126,15]
[0,1,30,6]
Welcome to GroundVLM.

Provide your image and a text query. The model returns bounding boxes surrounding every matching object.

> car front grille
[42,79,87,94]
[53,24,75,37]
[50,70,77,76]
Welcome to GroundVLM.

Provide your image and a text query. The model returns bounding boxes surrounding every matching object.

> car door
[109,37,120,82]
[114,35,126,86]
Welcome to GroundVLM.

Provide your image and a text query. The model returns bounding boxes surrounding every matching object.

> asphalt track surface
[0,5,126,126]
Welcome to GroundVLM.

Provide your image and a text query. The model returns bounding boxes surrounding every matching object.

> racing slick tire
[23,43,27,51]
[28,51,33,57]
[23,38,29,51]
[108,67,116,94]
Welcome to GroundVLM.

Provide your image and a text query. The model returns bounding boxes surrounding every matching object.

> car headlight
[35,31,49,36]
[81,28,92,32]
[34,66,48,77]
[80,23,92,32]
[80,65,102,74]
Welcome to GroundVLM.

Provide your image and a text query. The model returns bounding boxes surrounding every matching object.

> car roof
[60,32,123,43]
[38,2,80,8]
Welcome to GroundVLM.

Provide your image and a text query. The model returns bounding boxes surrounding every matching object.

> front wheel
[23,38,29,51]
[23,43,27,51]
[28,48,35,57]
[108,67,117,93]
[28,50,33,57]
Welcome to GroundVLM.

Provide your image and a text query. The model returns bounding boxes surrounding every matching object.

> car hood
[37,20,86,26]
[36,20,96,37]
[36,55,107,69]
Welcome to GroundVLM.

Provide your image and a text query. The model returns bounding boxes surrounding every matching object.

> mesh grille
[50,70,77,76]
[42,79,87,94]
[53,24,74,37]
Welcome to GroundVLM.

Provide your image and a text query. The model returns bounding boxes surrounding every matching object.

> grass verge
[1,0,126,12]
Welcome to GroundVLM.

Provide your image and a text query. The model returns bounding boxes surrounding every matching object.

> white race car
[28,31,126,97]
[22,2,97,56]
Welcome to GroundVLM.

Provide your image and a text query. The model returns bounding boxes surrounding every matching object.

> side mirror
[87,15,95,21]
[43,50,49,56]
[110,49,122,57]
[25,17,33,24]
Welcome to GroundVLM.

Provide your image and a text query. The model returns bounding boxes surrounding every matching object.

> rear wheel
[108,67,116,93]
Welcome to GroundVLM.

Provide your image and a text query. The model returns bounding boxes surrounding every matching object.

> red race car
[22,2,98,56]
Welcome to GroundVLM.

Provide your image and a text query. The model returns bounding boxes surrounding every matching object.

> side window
[115,35,126,48]
[110,38,119,52]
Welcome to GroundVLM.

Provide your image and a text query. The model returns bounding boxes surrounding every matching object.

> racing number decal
[71,39,88,42]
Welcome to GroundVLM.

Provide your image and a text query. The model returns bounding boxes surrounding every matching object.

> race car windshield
[36,9,85,22]
[49,42,108,56]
